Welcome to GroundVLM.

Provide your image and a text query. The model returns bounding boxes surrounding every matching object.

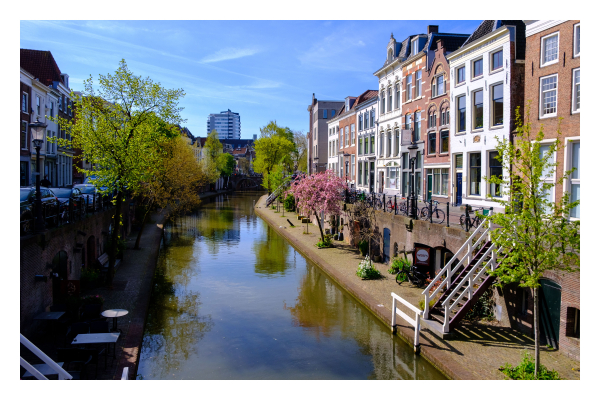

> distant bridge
[229,175,263,191]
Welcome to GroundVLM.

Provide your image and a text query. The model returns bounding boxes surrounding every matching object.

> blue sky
[20,20,482,139]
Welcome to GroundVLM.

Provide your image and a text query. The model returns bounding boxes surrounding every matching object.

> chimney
[428,25,439,34]
[436,38,444,51]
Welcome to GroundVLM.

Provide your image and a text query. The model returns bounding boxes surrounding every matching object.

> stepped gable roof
[461,20,526,59]
[20,49,63,87]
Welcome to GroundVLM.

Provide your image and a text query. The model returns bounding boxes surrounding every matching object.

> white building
[326,108,341,177]
[355,92,378,193]
[448,20,526,210]
[206,109,241,140]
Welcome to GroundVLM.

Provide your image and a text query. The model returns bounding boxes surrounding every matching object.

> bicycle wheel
[396,272,407,284]
[420,206,430,220]
[432,209,446,224]
[459,214,466,228]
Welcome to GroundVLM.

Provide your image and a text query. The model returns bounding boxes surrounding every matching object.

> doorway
[383,228,390,263]
[455,172,462,206]
[539,279,562,349]
[379,171,384,193]
[427,173,433,202]
[369,162,375,193]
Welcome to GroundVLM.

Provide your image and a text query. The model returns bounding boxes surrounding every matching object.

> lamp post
[407,143,418,220]
[30,117,47,233]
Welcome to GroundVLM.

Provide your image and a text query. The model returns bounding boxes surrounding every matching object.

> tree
[52,59,184,285]
[253,135,294,194]
[237,157,250,175]
[218,152,236,188]
[347,199,382,266]
[486,107,580,377]
[291,130,308,172]
[267,164,290,201]
[289,170,347,243]
[202,130,223,184]
[133,135,208,249]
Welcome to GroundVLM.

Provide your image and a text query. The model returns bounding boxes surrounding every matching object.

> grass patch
[499,353,561,380]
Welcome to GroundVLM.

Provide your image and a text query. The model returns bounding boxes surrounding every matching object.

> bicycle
[459,207,483,230]
[396,264,428,287]
[420,200,446,224]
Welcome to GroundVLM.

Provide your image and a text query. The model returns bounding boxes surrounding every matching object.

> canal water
[137,192,446,380]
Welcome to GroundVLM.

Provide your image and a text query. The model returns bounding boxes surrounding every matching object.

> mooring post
[446,201,450,227]
[391,296,397,333]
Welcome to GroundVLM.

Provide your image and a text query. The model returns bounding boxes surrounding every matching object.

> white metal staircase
[20,333,72,380]
[265,180,291,207]
[421,212,508,334]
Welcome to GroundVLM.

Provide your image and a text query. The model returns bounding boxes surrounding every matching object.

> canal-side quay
[254,195,580,380]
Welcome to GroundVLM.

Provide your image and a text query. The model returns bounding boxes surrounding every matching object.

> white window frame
[411,38,419,55]
[36,96,41,115]
[490,48,504,72]
[490,82,504,128]
[573,23,580,58]
[381,91,386,114]
[22,93,29,113]
[456,65,466,86]
[564,136,580,220]
[21,121,28,150]
[345,126,349,146]
[540,74,558,119]
[406,74,413,101]
[415,70,422,97]
[351,155,355,180]
[395,83,401,109]
[540,31,560,67]
[537,139,557,212]
[572,68,580,114]
[388,87,392,112]
[351,124,355,145]
[472,57,483,79]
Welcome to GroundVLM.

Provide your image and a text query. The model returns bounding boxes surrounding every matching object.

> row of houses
[19,48,258,189]
[308,20,580,219]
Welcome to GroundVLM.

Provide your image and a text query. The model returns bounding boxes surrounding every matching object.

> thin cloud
[201,47,260,63]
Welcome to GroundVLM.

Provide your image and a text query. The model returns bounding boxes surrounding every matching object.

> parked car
[73,184,102,210]
[20,187,60,233]
[50,187,83,209]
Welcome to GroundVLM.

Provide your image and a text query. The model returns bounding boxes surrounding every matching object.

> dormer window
[388,49,393,62]
[412,39,419,55]
[345,99,350,111]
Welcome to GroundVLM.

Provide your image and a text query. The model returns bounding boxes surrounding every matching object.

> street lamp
[30,117,47,233]
[408,143,419,220]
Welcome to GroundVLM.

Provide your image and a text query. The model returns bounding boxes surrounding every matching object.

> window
[68,100,72,116]
[541,32,559,66]
[491,49,503,71]
[49,101,54,118]
[21,121,28,149]
[381,91,386,114]
[569,141,580,218]
[351,155,355,180]
[491,84,504,126]
[370,134,374,153]
[364,112,369,129]
[472,58,483,78]
[396,84,401,109]
[428,111,436,129]
[574,24,580,57]
[572,68,580,113]
[379,133,384,156]
[457,96,466,132]
[405,114,412,130]
[489,151,502,197]
[432,74,444,97]
[370,110,375,127]
[469,153,481,195]
[566,307,580,338]
[22,93,28,113]
[36,96,41,115]
[351,124,355,144]
[358,162,363,185]
[416,71,422,97]
[540,75,558,117]
[440,130,449,153]
[359,115,363,131]
[441,108,450,126]
[456,66,465,84]
[455,153,463,169]
[387,132,391,157]
[406,75,413,101]
[473,90,484,129]
[386,166,399,189]
[388,88,392,112]
[430,168,449,196]
[58,95,63,111]
[345,126,349,146]
[428,132,436,155]
[20,161,29,186]
[394,129,400,156]
[323,109,327,119]
[364,162,369,187]
[539,144,555,213]
[412,39,418,55]
[358,137,363,155]
[415,112,421,141]
[364,136,369,154]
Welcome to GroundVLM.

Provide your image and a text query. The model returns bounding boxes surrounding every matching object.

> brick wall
[20,200,133,335]
[338,114,357,182]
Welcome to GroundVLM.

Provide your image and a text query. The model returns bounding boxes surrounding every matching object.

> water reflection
[138,192,445,380]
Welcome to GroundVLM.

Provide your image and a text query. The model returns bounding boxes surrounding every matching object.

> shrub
[356,256,382,280]
[80,268,99,284]
[464,287,496,321]
[499,353,561,380]
[316,234,333,248]
[358,240,368,257]
[283,194,296,212]
[388,255,411,276]
[418,298,438,311]
[81,294,105,305]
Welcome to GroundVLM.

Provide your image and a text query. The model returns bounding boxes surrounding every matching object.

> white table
[34,312,65,320]
[101,309,128,332]
[22,362,65,379]
[72,333,120,365]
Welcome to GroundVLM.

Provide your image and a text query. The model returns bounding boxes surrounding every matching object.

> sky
[20,20,483,139]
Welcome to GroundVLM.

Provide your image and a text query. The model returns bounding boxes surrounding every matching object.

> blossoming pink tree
[289,170,347,243]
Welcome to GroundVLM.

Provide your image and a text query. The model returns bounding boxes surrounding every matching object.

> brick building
[519,20,580,361]
[307,94,344,174]
[328,96,357,185]
[20,69,33,186]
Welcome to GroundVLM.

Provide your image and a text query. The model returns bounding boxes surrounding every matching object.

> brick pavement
[255,195,580,380]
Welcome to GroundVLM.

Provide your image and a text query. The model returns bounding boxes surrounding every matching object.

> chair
[65,322,89,346]
[77,348,106,378]
[81,304,102,321]
[55,348,92,380]
[89,320,109,334]
[50,304,67,312]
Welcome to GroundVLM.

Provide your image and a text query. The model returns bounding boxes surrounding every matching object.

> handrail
[121,367,129,380]
[20,333,72,380]
[391,292,423,353]
[20,357,48,380]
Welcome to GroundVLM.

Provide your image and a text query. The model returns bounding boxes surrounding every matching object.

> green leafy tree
[486,107,580,377]
[52,59,184,285]
[218,153,235,177]
[202,130,223,184]
[291,130,307,172]
[267,164,290,200]
[253,134,294,194]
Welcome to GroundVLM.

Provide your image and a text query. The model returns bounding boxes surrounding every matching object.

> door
[369,163,375,193]
[455,172,462,206]
[539,279,562,349]
[383,228,390,263]
[379,171,384,193]
[427,174,433,201]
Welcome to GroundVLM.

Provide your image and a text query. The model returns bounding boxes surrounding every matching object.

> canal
[137,192,446,380]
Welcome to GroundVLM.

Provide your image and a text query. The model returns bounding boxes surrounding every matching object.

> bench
[97,253,121,276]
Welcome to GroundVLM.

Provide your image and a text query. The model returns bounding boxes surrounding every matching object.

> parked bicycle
[396,264,428,287]
[420,200,446,224]
[459,207,483,230]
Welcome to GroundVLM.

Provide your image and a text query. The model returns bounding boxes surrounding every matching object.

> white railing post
[423,292,430,319]
[391,296,397,332]
[468,270,473,300]
[467,240,472,265]
[121,367,129,380]
[443,303,450,333]
[20,357,48,380]
[20,334,72,380]
[447,266,453,291]
[414,311,421,354]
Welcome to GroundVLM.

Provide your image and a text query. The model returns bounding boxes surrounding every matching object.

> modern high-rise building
[206,109,241,139]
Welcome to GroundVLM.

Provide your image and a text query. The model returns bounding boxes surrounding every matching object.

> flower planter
[301,218,310,224]
[373,255,381,262]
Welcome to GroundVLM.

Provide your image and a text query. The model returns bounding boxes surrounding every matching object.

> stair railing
[20,333,72,380]
[391,292,423,353]
[422,211,493,319]
[265,179,291,207]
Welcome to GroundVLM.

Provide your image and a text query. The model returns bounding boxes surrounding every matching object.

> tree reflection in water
[252,224,291,276]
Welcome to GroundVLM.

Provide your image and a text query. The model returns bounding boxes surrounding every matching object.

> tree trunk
[313,209,325,243]
[534,286,540,377]
[107,190,124,287]
[134,199,153,250]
